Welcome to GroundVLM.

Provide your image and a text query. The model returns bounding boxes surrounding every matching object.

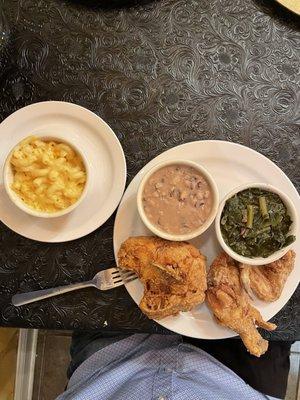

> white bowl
[3,135,89,218]
[215,182,297,265]
[137,159,219,241]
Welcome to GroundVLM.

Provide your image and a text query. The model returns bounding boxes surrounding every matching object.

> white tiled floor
[286,342,300,400]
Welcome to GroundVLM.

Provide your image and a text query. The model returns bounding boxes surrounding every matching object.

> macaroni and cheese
[10,136,87,213]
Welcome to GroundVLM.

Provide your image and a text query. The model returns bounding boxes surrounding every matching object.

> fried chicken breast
[206,252,276,357]
[240,250,295,302]
[118,236,207,319]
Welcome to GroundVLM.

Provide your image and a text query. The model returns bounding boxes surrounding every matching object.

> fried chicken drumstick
[118,236,207,319]
[207,252,276,357]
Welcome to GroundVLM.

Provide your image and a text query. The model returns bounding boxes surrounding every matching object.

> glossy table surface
[0,0,299,339]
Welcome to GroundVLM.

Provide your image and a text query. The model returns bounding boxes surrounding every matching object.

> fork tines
[113,269,137,285]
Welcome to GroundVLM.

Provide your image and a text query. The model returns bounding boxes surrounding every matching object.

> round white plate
[113,140,300,339]
[0,101,126,242]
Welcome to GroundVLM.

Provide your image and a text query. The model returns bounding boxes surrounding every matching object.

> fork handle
[12,280,95,306]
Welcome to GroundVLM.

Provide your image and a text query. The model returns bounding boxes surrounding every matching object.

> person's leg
[67,330,131,378]
[184,337,292,399]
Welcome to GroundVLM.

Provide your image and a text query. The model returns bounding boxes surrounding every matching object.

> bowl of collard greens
[215,183,297,265]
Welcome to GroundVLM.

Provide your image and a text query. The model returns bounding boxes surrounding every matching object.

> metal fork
[12,268,137,307]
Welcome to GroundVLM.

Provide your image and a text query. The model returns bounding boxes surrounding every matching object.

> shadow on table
[64,0,159,10]
[253,0,300,28]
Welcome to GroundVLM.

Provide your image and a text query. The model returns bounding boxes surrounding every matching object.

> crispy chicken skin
[118,236,207,319]
[206,252,276,357]
[240,250,295,302]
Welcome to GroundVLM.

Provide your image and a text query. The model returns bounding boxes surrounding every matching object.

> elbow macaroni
[10,136,86,213]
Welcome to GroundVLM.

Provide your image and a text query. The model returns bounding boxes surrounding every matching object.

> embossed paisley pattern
[0,0,299,339]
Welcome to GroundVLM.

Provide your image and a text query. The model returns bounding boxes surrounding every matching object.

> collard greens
[220,188,295,258]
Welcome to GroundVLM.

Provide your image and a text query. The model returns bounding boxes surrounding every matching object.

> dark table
[0,0,299,340]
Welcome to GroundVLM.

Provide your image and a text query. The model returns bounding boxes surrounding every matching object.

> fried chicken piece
[118,236,207,319]
[240,250,295,302]
[206,253,276,357]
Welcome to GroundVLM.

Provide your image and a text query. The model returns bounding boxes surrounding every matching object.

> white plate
[0,101,126,242]
[113,140,300,339]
